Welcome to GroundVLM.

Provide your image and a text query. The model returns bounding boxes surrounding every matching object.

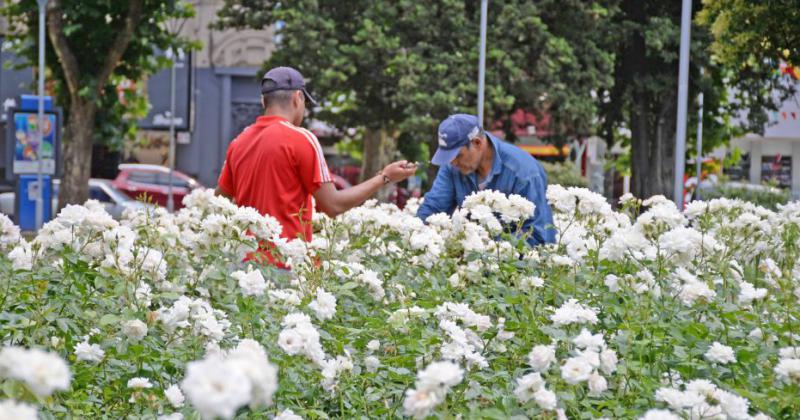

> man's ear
[261,96,267,109]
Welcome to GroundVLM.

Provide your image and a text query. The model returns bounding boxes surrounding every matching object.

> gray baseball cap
[260,66,317,105]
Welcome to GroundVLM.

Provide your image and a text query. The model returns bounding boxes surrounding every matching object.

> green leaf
[99,314,120,326]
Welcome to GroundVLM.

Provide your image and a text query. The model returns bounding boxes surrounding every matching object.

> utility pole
[477,0,488,126]
[672,0,692,209]
[35,0,48,229]
[695,68,705,201]
[167,48,177,213]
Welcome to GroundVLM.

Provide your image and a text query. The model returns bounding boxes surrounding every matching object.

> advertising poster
[13,111,57,174]
[761,155,792,188]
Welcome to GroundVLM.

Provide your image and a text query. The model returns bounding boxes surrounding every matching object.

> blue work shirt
[417,134,556,246]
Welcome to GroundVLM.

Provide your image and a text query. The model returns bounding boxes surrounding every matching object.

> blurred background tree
[1,0,198,206]
[216,0,617,192]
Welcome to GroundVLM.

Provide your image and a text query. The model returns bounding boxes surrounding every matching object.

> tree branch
[45,0,81,98]
[95,0,144,96]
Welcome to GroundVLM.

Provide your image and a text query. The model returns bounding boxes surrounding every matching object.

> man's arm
[215,151,236,203]
[214,186,235,204]
[416,165,457,221]
[313,161,417,217]
[516,174,556,246]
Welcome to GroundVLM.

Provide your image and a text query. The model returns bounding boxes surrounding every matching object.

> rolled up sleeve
[417,165,457,221]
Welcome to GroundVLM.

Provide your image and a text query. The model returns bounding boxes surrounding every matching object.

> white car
[0,178,153,221]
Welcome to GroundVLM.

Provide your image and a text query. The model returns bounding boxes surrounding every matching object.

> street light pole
[167,49,176,213]
[695,68,705,201]
[477,0,488,126]
[163,0,188,213]
[36,0,48,230]
[673,0,692,209]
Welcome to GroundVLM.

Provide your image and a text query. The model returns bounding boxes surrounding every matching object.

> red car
[112,164,203,210]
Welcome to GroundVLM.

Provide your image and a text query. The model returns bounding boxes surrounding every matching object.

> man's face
[450,138,482,175]
[292,90,306,126]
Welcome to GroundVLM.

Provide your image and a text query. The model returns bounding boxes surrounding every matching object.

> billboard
[10,111,58,175]
[138,51,192,131]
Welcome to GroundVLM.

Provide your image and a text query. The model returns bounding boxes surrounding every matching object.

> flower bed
[0,187,798,419]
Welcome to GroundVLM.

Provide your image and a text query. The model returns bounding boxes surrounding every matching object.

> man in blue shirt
[417,114,556,246]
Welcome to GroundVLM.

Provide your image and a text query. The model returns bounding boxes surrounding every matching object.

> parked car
[325,153,361,186]
[0,179,153,221]
[112,164,203,210]
[331,173,352,191]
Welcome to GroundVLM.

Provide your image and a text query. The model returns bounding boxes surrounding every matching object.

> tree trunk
[653,97,677,198]
[46,0,143,209]
[631,97,678,200]
[623,0,683,201]
[630,89,652,199]
[58,100,97,208]
[361,127,396,201]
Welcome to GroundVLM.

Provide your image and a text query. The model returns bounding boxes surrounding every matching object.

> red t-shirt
[217,115,331,245]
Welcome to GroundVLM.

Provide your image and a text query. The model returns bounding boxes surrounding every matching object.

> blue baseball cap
[431,114,484,166]
[261,66,317,105]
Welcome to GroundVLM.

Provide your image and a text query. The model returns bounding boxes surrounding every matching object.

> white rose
[561,357,593,384]
[604,274,620,292]
[127,377,153,389]
[704,342,736,365]
[165,384,185,408]
[74,341,105,363]
[527,345,556,372]
[533,388,558,411]
[278,329,305,355]
[121,319,148,341]
[588,373,608,396]
[365,356,381,373]
[600,348,618,374]
[366,340,380,352]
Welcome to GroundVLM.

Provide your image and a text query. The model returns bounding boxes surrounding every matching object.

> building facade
[139,0,276,187]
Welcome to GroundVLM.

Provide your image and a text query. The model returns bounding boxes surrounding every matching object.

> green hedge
[541,161,588,187]
[701,182,790,210]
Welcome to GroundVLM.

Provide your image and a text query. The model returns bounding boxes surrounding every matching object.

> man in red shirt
[215,66,416,246]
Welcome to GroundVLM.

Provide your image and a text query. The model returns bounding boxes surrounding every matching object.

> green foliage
[703,182,790,210]
[216,0,617,157]
[0,0,199,149]
[696,0,799,136]
[541,161,588,188]
[2,188,800,417]
[595,1,795,198]
[698,0,800,70]
[600,3,732,153]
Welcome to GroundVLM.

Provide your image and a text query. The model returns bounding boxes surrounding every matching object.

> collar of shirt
[476,133,504,189]
[256,115,289,126]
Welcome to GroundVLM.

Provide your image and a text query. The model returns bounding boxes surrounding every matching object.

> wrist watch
[378,170,390,185]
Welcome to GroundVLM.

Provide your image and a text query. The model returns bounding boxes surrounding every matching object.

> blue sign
[16,174,52,230]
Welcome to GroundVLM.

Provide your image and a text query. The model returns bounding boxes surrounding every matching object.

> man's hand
[381,160,418,183]
[214,186,235,204]
[313,160,418,218]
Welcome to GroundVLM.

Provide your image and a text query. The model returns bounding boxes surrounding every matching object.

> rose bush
[1,186,798,419]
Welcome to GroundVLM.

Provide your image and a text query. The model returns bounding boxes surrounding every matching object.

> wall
[175,67,263,187]
[135,0,274,188]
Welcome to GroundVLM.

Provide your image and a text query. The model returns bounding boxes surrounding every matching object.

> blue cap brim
[431,147,461,166]
[301,88,317,106]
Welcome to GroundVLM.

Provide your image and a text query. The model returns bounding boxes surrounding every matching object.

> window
[155,173,189,188]
[128,171,159,184]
